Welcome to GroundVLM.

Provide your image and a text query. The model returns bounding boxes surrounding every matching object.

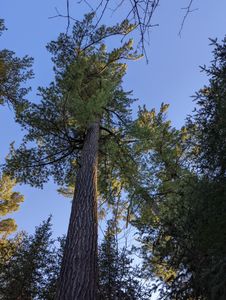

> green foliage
[0,19,28,260]
[188,37,226,178]
[136,176,226,299]
[124,103,189,220]
[0,19,33,113]
[134,37,226,300]
[0,216,152,299]
[0,175,24,239]
[0,234,22,268]
[98,220,151,299]
[0,217,63,300]
[4,13,141,203]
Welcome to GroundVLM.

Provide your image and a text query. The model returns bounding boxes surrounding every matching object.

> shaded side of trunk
[55,122,99,300]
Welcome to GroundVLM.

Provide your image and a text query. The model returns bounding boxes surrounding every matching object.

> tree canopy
[5,14,140,190]
[0,19,33,114]
[134,37,226,300]
[0,18,29,252]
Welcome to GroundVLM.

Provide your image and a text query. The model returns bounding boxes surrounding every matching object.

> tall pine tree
[4,14,147,298]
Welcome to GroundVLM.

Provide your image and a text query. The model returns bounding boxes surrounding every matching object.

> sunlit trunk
[55,122,99,300]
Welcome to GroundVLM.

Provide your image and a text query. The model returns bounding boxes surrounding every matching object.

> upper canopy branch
[178,0,198,37]
[55,0,198,61]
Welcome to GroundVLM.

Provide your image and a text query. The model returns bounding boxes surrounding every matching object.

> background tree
[133,37,226,299]
[0,217,63,300]
[184,36,226,300]
[0,18,32,261]
[0,19,33,113]
[0,217,152,300]
[98,219,151,300]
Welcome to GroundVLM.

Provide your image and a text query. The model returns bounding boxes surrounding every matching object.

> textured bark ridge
[55,122,99,300]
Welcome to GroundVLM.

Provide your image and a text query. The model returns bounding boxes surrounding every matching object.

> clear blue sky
[1,0,226,241]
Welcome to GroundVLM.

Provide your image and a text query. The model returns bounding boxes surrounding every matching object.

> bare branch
[49,6,76,34]
[57,0,198,58]
[66,0,70,33]
[94,0,110,29]
[178,0,198,37]
[103,108,127,126]
[77,0,160,60]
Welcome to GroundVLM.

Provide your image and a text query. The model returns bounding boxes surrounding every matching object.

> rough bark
[55,122,99,300]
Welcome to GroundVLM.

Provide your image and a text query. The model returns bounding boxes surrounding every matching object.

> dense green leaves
[134,37,226,300]
[189,37,226,178]
[4,14,144,226]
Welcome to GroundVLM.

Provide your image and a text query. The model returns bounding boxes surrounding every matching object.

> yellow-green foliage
[151,257,176,283]
[0,234,23,265]
[63,40,138,129]
[0,175,24,238]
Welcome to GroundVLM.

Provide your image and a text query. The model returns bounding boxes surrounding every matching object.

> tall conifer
[5,14,145,298]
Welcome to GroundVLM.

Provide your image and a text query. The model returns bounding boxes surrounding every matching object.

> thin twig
[178,0,198,37]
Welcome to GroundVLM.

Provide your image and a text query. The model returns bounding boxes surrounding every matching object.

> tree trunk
[55,122,99,300]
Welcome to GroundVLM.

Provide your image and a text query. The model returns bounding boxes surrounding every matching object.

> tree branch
[178,0,198,37]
